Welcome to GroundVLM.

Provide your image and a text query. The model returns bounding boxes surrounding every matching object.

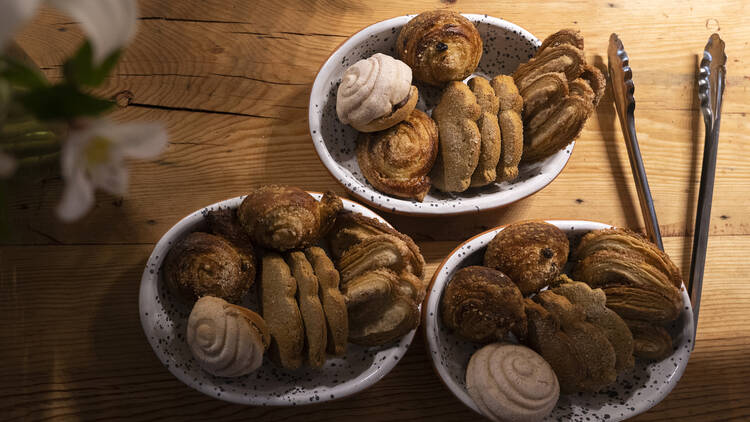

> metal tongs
[607,33,726,348]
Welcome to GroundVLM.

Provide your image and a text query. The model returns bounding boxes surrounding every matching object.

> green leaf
[0,57,47,89]
[17,84,114,120]
[63,41,121,87]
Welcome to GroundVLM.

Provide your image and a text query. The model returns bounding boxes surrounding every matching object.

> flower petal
[0,0,40,50]
[56,167,95,222]
[46,0,138,64]
[89,157,128,196]
[0,151,17,178]
[107,121,168,159]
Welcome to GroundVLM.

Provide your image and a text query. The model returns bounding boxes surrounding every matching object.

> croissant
[484,221,569,296]
[430,81,482,192]
[466,343,559,422]
[440,266,526,343]
[396,10,482,86]
[467,77,502,187]
[357,109,438,201]
[237,186,342,251]
[187,296,270,377]
[490,75,524,182]
[163,232,255,303]
[336,53,418,132]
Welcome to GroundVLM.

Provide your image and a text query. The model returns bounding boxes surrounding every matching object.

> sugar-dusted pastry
[357,109,438,201]
[467,77,502,187]
[484,221,569,295]
[580,64,606,107]
[490,75,524,182]
[164,232,255,303]
[536,28,584,56]
[466,343,559,422]
[286,252,327,368]
[523,95,593,162]
[625,319,673,360]
[337,234,413,284]
[238,186,342,251]
[205,207,255,252]
[187,296,270,377]
[551,276,634,372]
[396,10,482,86]
[430,81,481,192]
[304,247,348,356]
[260,253,304,370]
[441,266,526,343]
[513,44,586,92]
[336,53,418,132]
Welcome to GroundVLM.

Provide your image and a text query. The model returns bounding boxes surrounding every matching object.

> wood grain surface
[2,0,749,420]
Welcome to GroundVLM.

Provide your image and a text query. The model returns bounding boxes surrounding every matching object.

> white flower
[0,151,17,178]
[1,0,138,64]
[56,119,167,222]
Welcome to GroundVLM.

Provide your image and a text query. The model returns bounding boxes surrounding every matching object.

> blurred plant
[0,0,167,224]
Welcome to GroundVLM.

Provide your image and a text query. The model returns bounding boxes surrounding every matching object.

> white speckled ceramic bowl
[309,14,574,216]
[139,193,416,406]
[423,220,693,421]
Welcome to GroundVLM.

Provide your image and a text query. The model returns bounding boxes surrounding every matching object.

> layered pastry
[336,53,418,132]
[163,231,255,303]
[357,109,438,201]
[260,253,304,370]
[286,252,327,368]
[466,343,559,422]
[396,10,482,86]
[238,186,342,251]
[490,75,524,182]
[484,221,569,295]
[187,296,270,377]
[625,319,673,360]
[430,81,481,192]
[467,77,502,187]
[441,266,526,343]
[304,247,348,356]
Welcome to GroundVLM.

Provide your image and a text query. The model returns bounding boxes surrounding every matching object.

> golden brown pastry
[466,343,559,422]
[187,296,270,377]
[164,232,255,303]
[580,64,606,107]
[440,266,526,343]
[337,234,412,284]
[551,276,634,372]
[238,186,342,251]
[569,78,596,104]
[523,95,593,162]
[357,109,438,201]
[513,44,586,92]
[430,81,481,192]
[260,253,304,370]
[484,221,569,295]
[490,75,524,182]
[336,53,418,132]
[205,207,255,253]
[536,28,584,56]
[304,247,348,356]
[521,72,569,125]
[625,319,673,361]
[467,77,502,187]
[286,252,327,368]
[602,285,681,323]
[396,10,482,86]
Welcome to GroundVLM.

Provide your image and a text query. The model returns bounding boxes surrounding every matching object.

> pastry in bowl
[397,10,482,86]
[490,75,524,182]
[467,77,502,187]
[336,53,418,132]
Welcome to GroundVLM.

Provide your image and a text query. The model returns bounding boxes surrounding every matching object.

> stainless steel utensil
[607,33,664,250]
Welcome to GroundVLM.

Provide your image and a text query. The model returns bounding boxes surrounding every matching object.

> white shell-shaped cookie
[336,53,412,127]
[187,296,265,377]
[466,343,559,422]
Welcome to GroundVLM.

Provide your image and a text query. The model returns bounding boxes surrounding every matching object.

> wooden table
[3,0,749,420]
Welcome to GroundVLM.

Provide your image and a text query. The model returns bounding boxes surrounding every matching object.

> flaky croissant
[397,10,482,86]
[357,109,438,201]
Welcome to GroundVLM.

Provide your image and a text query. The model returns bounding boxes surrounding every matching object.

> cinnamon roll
[397,10,482,86]
[357,109,438,201]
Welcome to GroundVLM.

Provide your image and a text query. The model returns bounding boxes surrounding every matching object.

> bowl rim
[421,220,694,421]
[138,192,417,406]
[308,14,575,217]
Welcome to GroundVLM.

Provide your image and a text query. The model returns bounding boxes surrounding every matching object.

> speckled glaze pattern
[309,15,574,216]
[424,220,693,421]
[139,194,416,406]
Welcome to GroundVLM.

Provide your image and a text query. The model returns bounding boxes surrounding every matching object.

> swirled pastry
[238,186,342,251]
[187,296,270,377]
[625,319,673,360]
[513,44,585,92]
[484,221,569,295]
[357,109,438,201]
[397,10,482,86]
[536,28,584,56]
[164,232,255,303]
[523,95,592,162]
[580,64,606,107]
[490,75,524,182]
[467,77,502,187]
[336,53,418,132]
[466,343,559,422]
[430,81,481,192]
[441,266,526,343]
